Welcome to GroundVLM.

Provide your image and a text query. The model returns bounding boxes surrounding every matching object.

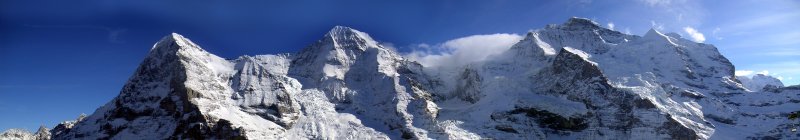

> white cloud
[683,27,706,42]
[607,22,615,30]
[404,33,523,68]
[756,70,769,75]
[735,70,754,76]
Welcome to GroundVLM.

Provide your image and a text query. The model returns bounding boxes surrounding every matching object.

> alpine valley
[3,17,798,140]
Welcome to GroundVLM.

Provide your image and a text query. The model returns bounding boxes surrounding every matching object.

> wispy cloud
[683,27,705,42]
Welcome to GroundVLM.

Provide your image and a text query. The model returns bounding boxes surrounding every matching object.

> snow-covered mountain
[0,126,50,140]
[4,17,799,140]
[737,74,785,92]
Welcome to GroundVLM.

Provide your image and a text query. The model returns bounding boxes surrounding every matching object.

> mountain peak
[559,17,601,30]
[316,26,382,51]
[324,26,375,43]
[150,33,204,52]
[567,17,597,25]
[327,26,356,35]
[145,33,217,62]
[643,28,662,37]
[641,28,685,46]
[642,28,672,42]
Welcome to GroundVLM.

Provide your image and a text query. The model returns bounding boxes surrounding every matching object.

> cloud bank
[404,33,523,68]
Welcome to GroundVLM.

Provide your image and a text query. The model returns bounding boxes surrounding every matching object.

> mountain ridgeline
[4,17,799,140]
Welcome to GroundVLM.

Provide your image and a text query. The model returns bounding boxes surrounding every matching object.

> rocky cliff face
[4,17,795,140]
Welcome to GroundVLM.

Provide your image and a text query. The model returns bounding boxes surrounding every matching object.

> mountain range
[2,17,798,140]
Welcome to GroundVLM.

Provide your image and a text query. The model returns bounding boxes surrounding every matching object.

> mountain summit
[5,18,798,140]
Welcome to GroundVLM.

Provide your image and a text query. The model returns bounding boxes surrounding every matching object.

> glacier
[3,17,799,140]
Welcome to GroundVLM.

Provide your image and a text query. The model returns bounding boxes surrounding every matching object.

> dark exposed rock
[634,98,657,109]
[558,17,602,31]
[657,115,700,140]
[551,48,605,81]
[495,125,519,133]
[762,85,782,93]
[453,66,483,103]
[507,107,589,131]
[705,114,736,125]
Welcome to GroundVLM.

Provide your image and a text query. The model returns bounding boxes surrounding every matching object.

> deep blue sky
[1,0,798,131]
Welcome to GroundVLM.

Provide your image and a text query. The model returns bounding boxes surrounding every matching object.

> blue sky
[1,0,798,131]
